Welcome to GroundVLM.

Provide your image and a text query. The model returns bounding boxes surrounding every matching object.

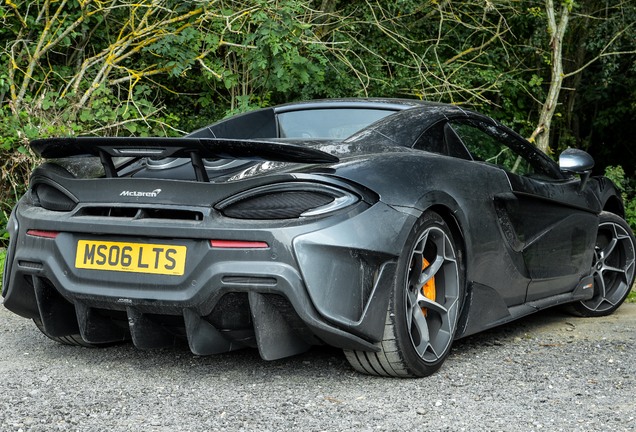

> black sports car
[3,99,635,377]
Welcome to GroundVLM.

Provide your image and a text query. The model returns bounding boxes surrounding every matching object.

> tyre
[567,211,636,317]
[33,318,95,347]
[344,211,463,377]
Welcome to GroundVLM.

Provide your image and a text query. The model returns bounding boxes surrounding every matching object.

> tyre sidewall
[572,211,636,317]
[389,211,464,377]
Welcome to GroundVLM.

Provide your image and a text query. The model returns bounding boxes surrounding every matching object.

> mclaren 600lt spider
[3,99,634,377]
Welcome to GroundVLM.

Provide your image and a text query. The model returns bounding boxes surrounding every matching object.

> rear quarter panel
[331,151,531,307]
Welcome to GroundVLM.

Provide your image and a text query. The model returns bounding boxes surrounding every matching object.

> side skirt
[456,275,594,339]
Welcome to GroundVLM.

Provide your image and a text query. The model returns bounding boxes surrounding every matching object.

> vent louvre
[222,191,333,219]
[77,207,203,221]
[33,184,77,212]
[18,261,44,270]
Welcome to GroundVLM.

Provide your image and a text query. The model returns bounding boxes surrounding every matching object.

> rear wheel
[568,211,636,317]
[33,318,95,347]
[344,211,463,377]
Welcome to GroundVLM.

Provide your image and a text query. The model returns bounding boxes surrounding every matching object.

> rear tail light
[210,240,269,249]
[27,230,60,239]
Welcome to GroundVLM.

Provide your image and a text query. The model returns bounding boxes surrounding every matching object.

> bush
[0,247,5,287]
[0,108,39,245]
[604,165,636,231]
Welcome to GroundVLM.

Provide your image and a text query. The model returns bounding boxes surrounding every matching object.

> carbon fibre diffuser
[30,274,315,360]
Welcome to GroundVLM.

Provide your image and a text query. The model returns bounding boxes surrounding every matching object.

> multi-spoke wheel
[569,211,636,317]
[344,211,463,377]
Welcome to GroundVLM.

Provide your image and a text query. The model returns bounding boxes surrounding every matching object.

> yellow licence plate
[75,240,187,276]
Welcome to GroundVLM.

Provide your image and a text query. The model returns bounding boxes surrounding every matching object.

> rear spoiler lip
[29,137,340,164]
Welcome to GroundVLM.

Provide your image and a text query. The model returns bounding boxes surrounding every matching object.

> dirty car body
[3,99,635,377]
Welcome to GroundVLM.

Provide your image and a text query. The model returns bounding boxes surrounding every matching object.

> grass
[0,247,5,287]
[627,286,636,303]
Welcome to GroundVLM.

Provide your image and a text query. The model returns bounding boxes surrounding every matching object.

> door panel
[448,117,599,303]
[504,174,598,301]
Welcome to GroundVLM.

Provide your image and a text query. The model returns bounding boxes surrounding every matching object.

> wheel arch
[424,204,472,330]
[417,195,495,340]
[426,204,466,260]
[413,191,469,274]
[344,207,466,377]
[590,175,625,218]
[603,194,625,218]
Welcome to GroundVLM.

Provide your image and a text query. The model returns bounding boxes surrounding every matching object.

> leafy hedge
[2,1,636,244]
[604,166,636,231]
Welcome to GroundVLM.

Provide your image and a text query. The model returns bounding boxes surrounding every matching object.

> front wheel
[568,211,636,317]
[344,211,463,377]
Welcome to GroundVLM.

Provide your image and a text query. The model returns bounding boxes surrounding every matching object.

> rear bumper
[2,199,414,359]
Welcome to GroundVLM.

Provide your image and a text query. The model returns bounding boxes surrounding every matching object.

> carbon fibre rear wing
[30,137,339,182]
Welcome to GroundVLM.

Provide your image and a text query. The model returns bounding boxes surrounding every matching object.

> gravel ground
[1,302,635,432]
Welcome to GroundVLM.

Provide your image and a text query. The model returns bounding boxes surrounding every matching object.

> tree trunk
[529,0,571,154]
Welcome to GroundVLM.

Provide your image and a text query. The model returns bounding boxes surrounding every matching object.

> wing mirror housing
[559,148,594,191]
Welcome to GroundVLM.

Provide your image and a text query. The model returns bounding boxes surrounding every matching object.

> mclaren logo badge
[120,189,162,197]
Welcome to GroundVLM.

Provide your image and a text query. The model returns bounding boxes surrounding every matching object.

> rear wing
[30,137,339,182]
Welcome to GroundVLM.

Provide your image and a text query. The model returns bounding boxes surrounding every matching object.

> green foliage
[0,248,5,286]
[1,0,635,248]
[628,289,636,303]
[604,165,627,193]
[1,106,46,244]
[604,166,636,231]
[624,197,636,234]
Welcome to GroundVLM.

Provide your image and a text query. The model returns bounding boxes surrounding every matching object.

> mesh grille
[33,184,76,212]
[78,207,203,221]
[222,191,333,219]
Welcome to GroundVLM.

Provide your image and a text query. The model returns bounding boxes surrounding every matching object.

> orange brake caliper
[421,258,436,316]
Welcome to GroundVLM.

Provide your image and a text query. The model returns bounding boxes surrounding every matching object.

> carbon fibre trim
[18,271,379,357]
[249,292,311,360]
[183,308,243,355]
[75,302,129,344]
[30,137,339,163]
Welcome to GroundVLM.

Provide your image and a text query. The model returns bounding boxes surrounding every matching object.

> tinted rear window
[278,109,395,139]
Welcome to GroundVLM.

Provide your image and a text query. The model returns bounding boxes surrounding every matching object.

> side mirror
[559,148,594,190]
